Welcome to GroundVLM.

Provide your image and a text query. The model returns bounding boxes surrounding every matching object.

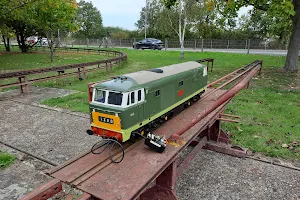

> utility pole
[144,0,148,39]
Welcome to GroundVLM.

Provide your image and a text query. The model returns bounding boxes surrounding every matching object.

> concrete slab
[0,143,52,200]
[0,87,95,165]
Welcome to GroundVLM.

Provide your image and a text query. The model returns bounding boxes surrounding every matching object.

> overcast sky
[90,0,145,30]
[90,0,252,30]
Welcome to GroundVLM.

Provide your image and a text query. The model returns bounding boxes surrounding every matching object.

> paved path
[0,87,299,199]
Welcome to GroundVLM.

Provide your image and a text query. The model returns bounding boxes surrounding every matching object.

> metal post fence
[165,39,168,51]
[42,37,286,50]
[247,39,250,54]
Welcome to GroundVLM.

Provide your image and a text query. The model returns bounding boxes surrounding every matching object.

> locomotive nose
[86,129,94,135]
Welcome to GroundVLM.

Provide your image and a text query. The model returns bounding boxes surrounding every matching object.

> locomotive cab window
[93,88,124,107]
[94,89,106,103]
[138,90,142,101]
[125,89,145,107]
[179,81,184,87]
[131,92,135,104]
[108,92,123,106]
[155,90,160,97]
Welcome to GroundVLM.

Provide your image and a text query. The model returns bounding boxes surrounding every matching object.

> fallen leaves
[281,139,299,152]
[266,139,274,146]
[236,126,243,132]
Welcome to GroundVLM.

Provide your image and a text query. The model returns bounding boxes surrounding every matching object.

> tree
[111,31,129,39]
[164,0,300,71]
[1,0,77,57]
[226,0,299,71]
[163,0,215,58]
[73,0,103,39]
[136,0,172,39]
[0,24,14,52]
[0,0,40,53]
[32,0,78,62]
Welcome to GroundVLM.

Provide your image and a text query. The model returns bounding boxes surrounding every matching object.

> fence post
[165,39,168,51]
[210,40,212,49]
[201,38,204,52]
[133,38,136,49]
[194,39,197,50]
[264,40,267,50]
[227,40,229,49]
[119,39,122,47]
[87,38,89,47]
[247,39,250,54]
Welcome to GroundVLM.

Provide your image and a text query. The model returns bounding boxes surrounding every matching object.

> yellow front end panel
[92,111,121,131]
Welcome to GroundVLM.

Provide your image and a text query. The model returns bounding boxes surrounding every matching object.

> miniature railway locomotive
[87,61,208,143]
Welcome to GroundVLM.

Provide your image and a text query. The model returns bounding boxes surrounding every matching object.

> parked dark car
[133,38,164,50]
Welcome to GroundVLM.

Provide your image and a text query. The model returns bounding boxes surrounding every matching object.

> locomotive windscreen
[94,88,123,106]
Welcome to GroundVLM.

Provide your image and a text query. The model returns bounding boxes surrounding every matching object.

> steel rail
[201,60,261,100]
[207,60,260,88]
[0,47,127,93]
[0,140,58,166]
[0,48,126,79]
[171,60,262,138]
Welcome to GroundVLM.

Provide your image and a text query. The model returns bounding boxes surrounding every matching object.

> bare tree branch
[166,9,179,35]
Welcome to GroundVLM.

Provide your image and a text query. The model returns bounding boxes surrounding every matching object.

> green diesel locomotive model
[87,61,208,143]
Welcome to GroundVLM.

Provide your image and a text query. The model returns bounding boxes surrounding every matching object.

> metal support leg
[140,162,178,200]
[198,118,248,157]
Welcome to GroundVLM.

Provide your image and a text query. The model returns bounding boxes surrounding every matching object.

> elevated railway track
[19,59,263,200]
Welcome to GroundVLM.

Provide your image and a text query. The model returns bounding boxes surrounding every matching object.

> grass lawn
[0,151,16,169]
[1,48,299,159]
[0,50,107,71]
[0,48,108,92]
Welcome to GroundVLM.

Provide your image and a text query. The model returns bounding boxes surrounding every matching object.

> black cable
[91,138,125,163]
[132,131,146,139]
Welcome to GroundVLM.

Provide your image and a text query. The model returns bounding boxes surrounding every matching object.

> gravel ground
[0,87,96,199]
[176,150,300,200]
[0,87,299,200]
